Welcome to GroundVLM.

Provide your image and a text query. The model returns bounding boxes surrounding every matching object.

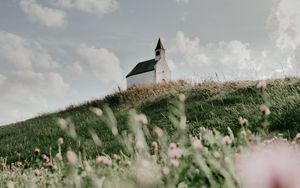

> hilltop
[1,78,300,163]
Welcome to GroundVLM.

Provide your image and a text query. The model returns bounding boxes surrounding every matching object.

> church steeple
[155,38,165,60]
[155,38,165,50]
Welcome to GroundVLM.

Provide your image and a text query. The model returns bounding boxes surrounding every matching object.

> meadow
[1,78,300,187]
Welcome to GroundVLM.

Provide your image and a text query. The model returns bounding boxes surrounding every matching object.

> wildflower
[132,159,162,186]
[42,155,50,163]
[66,150,77,165]
[57,137,64,145]
[124,160,132,167]
[178,182,188,188]
[179,93,186,102]
[236,142,300,188]
[170,159,180,167]
[151,141,158,152]
[34,169,42,176]
[162,166,170,175]
[223,136,233,145]
[96,156,112,165]
[82,160,89,167]
[48,163,58,171]
[192,138,203,150]
[260,105,271,116]
[58,118,68,130]
[213,151,221,159]
[55,153,63,161]
[34,148,41,155]
[135,113,148,125]
[257,80,267,90]
[113,154,121,161]
[6,181,15,188]
[153,126,163,137]
[169,143,177,150]
[168,143,182,159]
[52,164,58,171]
[239,117,248,126]
[294,133,300,141]
[90,107,103,116]
[203,147,209,155]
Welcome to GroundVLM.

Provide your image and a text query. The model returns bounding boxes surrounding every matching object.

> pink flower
[42,155,50,163]
[168,143,182,159]
[66,150,78,165]
[151,142,158,152]
[236,142,300,188]
[223,136,233,145]
[96,156,112,165]
[34,169,42,176]
[169,143,177,150]
[260,105,271,116]
[192,138,203,150]
[132,159,161,186]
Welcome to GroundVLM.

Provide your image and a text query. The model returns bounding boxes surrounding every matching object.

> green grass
[1,78,300,163]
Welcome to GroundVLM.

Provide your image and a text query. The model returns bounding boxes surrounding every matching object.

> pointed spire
[155,38,165,50]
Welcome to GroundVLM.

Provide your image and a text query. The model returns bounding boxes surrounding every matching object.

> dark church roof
[155,38,165,50]
[126,59,158,78]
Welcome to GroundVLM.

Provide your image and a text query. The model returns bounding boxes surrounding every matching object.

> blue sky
[0,0,300,125]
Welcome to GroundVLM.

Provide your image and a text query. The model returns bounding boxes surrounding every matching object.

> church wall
[155,58,171,83]
[127,70,156,88]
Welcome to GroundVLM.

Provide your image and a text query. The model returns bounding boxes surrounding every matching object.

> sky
[0,0,300,125]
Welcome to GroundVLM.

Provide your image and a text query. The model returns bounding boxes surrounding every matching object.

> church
[126,38,171,88]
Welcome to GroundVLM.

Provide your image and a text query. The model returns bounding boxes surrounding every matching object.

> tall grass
[1,78,300,164]
[1,80,300,187]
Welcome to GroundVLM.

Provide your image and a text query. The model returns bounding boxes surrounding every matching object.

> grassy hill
[1,78,300,163]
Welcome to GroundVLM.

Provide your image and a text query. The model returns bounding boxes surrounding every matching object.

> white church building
[126,38,171,88]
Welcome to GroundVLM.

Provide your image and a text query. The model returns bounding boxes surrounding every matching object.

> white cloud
[0,74,6,85]
[0,69,70,125]
[76,45,123,84]
[0,30,58,69]
[19,0,66,28]
[175,31,252,69]
[269,0,300,50]
[67,62,84,74]
[171,31,297,80]
[51,0,118,16]
[176,0,189,3]
[0,31,69,125]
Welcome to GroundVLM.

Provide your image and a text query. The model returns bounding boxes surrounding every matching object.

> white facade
[127,70,155,88]
[155,58,171,83]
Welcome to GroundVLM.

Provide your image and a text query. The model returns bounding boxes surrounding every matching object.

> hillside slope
[1,78,300,163]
